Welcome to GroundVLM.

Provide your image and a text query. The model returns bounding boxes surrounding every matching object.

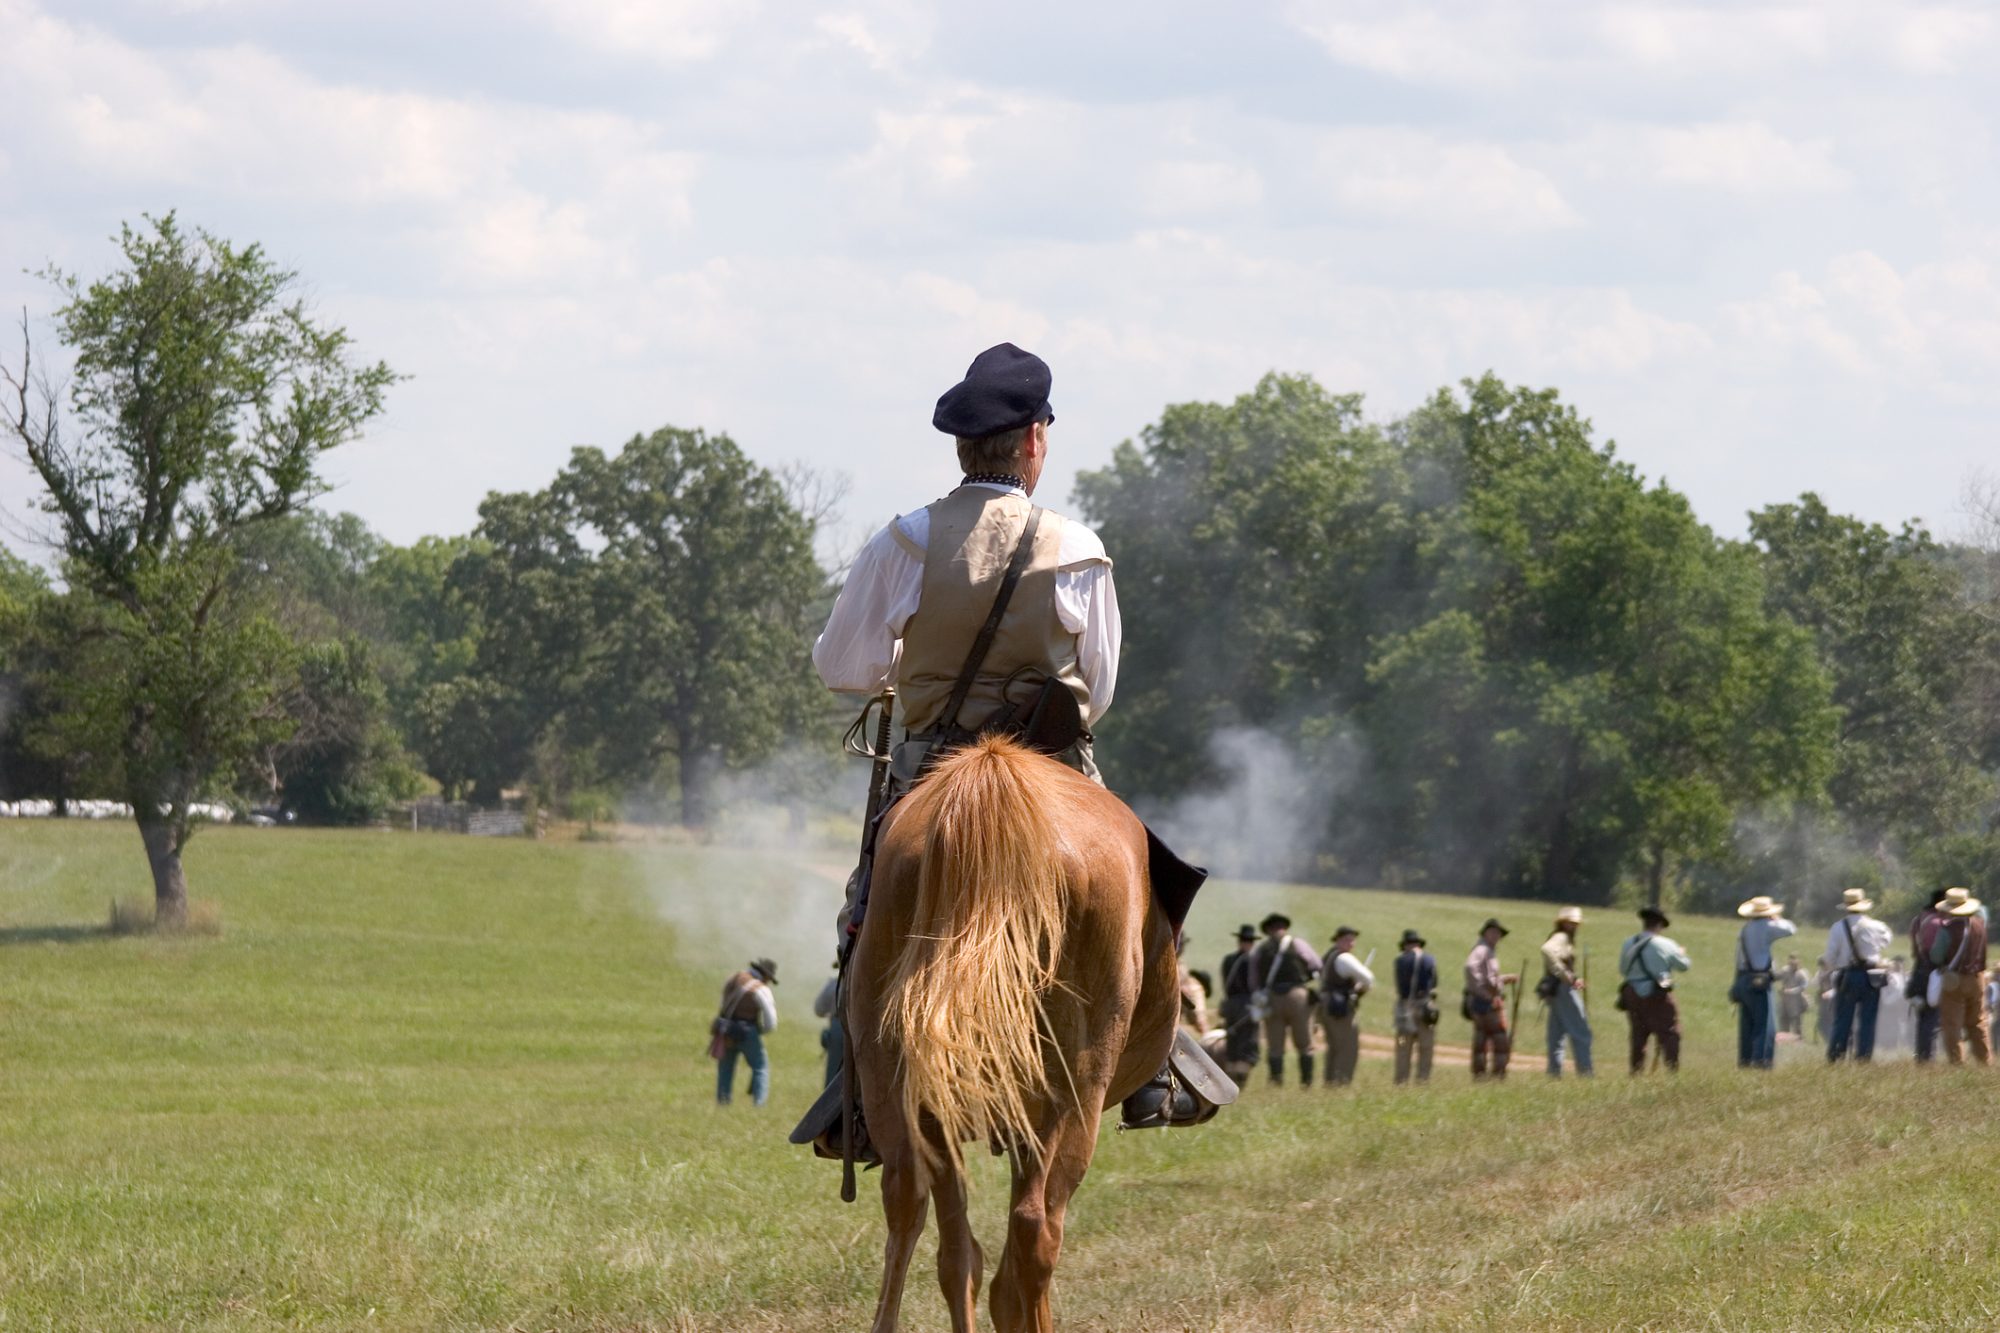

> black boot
[1267,1055,1284,1086]
[1119,1067,1199,1130]
[1299,1054,1314,1087]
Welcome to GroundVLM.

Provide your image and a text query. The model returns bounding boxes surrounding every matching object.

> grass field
[3,820,1998,1331]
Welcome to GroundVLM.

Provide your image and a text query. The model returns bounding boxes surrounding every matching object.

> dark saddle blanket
[1146,825,1205,934]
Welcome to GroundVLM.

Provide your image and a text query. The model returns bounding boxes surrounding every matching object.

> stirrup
[789,1077,880,1165]
[1118,1031,1237,1131]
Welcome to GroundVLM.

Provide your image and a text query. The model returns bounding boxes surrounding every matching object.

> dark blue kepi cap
[932,343,1054,438]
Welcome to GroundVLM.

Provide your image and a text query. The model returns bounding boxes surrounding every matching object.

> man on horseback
[798,344,1221,1161]
[811,342,1112,845]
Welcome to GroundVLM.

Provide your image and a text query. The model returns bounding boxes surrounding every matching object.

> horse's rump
[857,734,1162,1175]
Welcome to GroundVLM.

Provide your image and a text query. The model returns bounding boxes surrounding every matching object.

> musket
[1510,955,1526,1034]
[835,688,893,1206]
[1581,949,1590,1017]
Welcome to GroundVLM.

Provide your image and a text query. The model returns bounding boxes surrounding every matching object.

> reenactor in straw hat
[1464,918,1517,1079]
[1539,907,1592,1077]
[1391,928,1440,1084]
[713,958,779,1106]
[1823,888,1892,1062]
[1930,887,1990,1065]
[1618,908,1690,1073]
[1316,926,1374,1087]
[1249,912,1322,1086]
[1217,923,1262,1078]
[1731,895,1796,1070]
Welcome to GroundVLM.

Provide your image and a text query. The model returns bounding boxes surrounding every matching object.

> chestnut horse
[847,734,1179,1333]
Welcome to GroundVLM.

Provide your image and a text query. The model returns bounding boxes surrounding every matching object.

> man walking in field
[1317,926,1374,1087]
[713,958,779,1106]
[1930,888,1990,1066]
[1539,907,1592,1077]
[1824,889,1892,1063]
[1619,908,1690,1073]
[1251,912,1321,1086]
[1218,924,1262,1078]
[1392,929,1440,1084]
[1731,896,1796,1069]
[1464,919,1517,1079]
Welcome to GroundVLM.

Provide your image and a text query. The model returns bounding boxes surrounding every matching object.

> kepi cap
[933,343,1054,439]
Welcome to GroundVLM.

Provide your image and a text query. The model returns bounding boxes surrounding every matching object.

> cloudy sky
[3,0,1996,561]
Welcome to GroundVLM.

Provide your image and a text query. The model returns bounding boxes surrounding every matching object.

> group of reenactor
[1189,906,1697,1084]
[1768,887,1992,1067]
[728,886,1995,1109]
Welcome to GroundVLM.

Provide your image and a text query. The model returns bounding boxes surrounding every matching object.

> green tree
[1079,373,1837,903]
[1074,373,1404,802]
[1750,495,1989,848]
[2,215,395,923]
[455,429,825,825]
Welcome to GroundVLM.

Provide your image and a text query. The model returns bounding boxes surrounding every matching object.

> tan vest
[893,487,1091,737]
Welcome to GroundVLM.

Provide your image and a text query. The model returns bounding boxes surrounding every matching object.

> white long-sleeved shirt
[1328,951,1375,992]
[811,483,1121,724]
[1824,914,1894,970]
[748,985,777,1033]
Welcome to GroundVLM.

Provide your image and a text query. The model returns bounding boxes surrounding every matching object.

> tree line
[4,217,1997,923]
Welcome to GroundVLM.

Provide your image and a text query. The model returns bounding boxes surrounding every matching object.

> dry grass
[106,894,224,936]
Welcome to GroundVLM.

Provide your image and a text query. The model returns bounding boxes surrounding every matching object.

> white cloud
[5,0,2000,559]
[1638,121,1847,192]
[1723,249,2000,397]
[1286,3,1539,87]
[529,0,760,64]
[1595,4,1835,71]
[1315,130,1580,231]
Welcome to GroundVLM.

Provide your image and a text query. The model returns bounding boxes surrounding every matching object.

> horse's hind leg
[869,1150,929,1333]
[991,1109,1098,1333]
[932,1161,984,1333]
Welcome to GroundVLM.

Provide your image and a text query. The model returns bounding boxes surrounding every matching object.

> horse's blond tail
[882,735,1071,1175]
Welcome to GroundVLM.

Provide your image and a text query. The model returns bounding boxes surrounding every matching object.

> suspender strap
[1263,936,1294,991]
[1840,917,1875,970]
[718,977,756,1021]
[1947,918,1975,972]
[936,506,1044,735]
[1625,935,1663,987]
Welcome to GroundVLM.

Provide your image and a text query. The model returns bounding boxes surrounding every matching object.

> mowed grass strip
[1,821,1993,1331]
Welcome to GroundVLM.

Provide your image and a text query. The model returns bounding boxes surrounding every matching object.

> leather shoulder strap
[936,506,1043,734]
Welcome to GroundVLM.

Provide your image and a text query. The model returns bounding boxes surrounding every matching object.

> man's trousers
[1827,974,1880,1062]
[1626,989,1680,1072]
[1469,1001,1509,1078]
[1545,987,1593,1076]
[1219,994,1260,1074]
[1937,971,1992,1066]
[1735,980,1777,1068]
[1263,987,1314,1083]
[1393,1000,1435,1083]
[1318,1008,1360,1085]
[1915,1002,1941,1062]
[716,1023,769,1106]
